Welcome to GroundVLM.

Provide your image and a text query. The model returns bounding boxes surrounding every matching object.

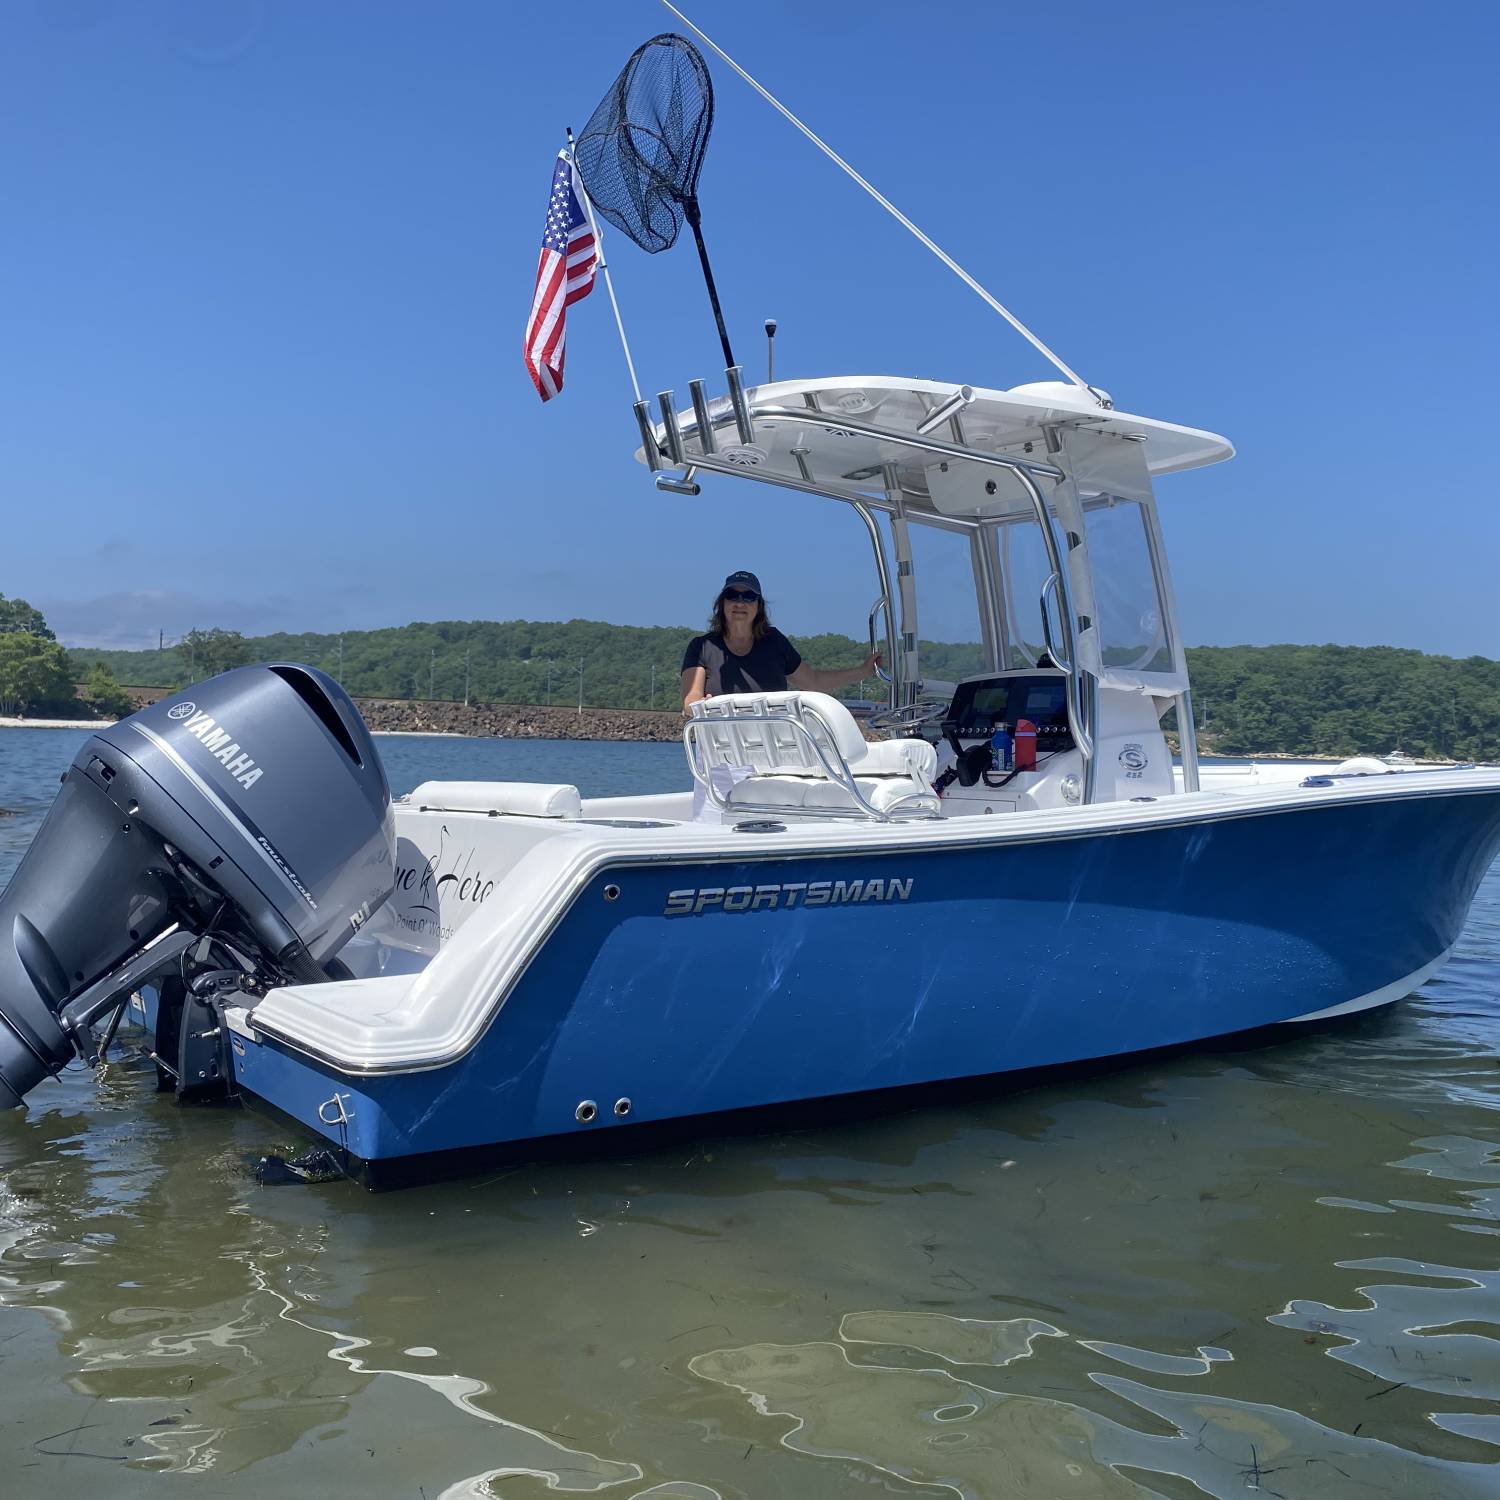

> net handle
[683,198,735,371]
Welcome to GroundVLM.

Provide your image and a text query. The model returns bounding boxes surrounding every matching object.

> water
[2,727,1498,1496]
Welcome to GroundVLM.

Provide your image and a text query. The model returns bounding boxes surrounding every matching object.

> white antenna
[659,1,1096,397]
[566,127,642,403]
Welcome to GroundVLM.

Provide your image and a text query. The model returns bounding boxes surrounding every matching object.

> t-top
[681,628,803,697]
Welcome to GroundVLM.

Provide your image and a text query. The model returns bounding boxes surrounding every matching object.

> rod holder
[724,365,755,446]
[656,469,701,496]
[656,391,687,466]
[916,385,975,436]
[688,379,717,455]
[633,401,664,473]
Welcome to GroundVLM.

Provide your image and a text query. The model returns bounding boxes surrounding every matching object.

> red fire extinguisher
[1014,717,1038,771]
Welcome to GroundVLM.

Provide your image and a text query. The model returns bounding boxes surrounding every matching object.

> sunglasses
[722,588,760,603]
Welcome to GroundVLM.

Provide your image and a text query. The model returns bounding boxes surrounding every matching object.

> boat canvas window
[901,520,987,682]
[998,510,1068,669]
[1056,428,1188,695]
[1083,498,1173,675]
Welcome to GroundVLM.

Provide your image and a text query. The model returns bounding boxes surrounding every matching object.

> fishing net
[574,33,715,255]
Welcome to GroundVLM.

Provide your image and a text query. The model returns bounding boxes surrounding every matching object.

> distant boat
[1381,750,1418,768]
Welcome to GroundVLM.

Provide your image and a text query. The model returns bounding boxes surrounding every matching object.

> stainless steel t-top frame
[636,368,1108,802]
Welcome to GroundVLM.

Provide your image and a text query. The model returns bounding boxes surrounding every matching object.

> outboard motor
[0,664,394,1108]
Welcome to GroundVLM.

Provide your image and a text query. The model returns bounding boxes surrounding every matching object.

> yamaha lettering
[664,877,913,916]
[175,708,264,789]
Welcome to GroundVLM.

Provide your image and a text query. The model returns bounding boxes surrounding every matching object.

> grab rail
[867,596,894,684]
[1039,572,1070,673]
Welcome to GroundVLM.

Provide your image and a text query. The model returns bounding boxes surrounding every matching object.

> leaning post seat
[685,691,940,821]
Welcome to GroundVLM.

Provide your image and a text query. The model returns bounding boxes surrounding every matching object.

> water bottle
[990,723,1013,772]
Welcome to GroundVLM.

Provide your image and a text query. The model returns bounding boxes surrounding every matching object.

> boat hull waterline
[227,782,1500,1177]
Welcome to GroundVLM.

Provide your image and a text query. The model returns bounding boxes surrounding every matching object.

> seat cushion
[724,773,939,819]
[408,780,582,819]
[860,738,938,780]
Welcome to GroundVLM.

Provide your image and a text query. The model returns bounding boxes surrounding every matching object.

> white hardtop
[639,373,1234,519]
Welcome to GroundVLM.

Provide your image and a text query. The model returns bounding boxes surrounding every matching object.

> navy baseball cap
[722,570,762,595]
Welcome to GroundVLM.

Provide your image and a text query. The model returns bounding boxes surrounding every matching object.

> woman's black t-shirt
[681,628,803,696]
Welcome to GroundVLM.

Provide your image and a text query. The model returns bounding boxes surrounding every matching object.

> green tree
[80,662,132,719]
[0,593,55,640]
[0,632,74,717]
[182,627,250,681]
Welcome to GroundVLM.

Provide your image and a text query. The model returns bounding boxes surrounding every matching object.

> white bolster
[860,739,939,780]
[408,780,582,819]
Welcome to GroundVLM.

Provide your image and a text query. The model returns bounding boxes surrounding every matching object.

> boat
[3,370,1500,1186]
[7,14,1500,1185]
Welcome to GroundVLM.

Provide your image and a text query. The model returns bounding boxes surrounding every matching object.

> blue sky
[2,0,1497,656]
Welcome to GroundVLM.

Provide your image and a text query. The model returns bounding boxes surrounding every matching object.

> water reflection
[692,1309,1500,1498]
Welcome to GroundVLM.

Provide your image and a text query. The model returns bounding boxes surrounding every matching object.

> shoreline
[0,710,1463,765]
[0,715,117,730]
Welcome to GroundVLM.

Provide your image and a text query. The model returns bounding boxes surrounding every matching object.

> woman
[680,570,881,712]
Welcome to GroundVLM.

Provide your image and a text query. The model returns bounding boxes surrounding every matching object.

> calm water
[2,727,1498,1497]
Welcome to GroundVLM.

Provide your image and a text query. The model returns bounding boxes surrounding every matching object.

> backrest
[688,691,868,779]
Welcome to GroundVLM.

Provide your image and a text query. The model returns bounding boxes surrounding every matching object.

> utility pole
[544,659,553,705]
[429,648,436,701]
[337,634,344,684]
[649,663,656,709]
[188,630,196,684]
[158,628,163,653]
[577,657,584,716]
[463,650,471,706]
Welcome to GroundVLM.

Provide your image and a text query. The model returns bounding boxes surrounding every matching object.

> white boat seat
[407,780,582,819]
[860,738,939,779]
[723,773,938,818]
[687,691,940,820]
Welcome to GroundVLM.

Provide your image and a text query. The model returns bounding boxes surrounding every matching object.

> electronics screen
[944,672,1074,751]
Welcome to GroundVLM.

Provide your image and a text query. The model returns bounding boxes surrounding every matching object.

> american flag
[524,150,598,401]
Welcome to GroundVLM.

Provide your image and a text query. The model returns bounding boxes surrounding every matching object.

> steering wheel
[867,700,950,735]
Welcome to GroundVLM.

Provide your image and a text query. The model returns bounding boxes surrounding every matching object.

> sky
[2,0,1497,657]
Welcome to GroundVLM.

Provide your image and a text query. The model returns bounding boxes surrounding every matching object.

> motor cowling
[0,663,394,1107]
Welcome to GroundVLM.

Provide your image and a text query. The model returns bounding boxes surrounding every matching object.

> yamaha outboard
[0,664,393,1108]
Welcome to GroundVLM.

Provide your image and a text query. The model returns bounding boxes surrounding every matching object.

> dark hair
[709,589,770,640]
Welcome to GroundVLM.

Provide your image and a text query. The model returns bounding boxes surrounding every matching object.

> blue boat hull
[230,788,1500,1177]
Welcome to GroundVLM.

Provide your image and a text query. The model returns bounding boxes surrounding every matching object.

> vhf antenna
[765,318,777,383]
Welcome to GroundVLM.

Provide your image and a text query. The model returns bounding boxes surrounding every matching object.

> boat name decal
[664,877,913,917]
[175,707,263,789]
[392,826,496,944]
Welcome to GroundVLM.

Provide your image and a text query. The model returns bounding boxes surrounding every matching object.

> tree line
[0,593,131,719]
[15,603,1500,760]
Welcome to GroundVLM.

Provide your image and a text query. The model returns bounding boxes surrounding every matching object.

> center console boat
[4,372,1498,1185]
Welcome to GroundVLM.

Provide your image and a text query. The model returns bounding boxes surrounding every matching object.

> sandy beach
[0,716,115,730]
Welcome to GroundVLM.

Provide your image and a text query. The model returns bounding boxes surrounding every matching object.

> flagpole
[566,127,642,404]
